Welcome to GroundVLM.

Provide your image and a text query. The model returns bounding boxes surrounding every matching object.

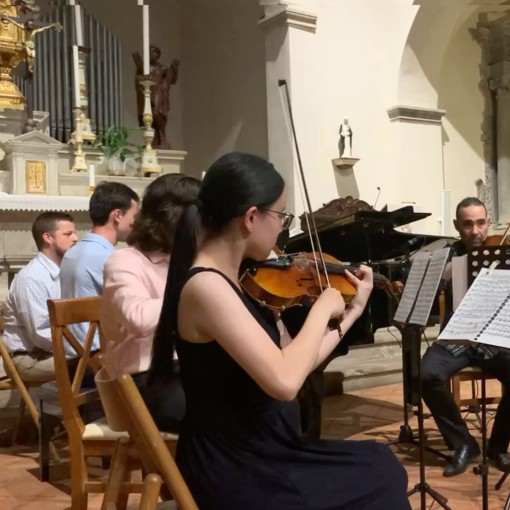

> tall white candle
[74,3,84,46]
[72,45,81,108]
[89,164,95,187]
[142,4,150,75]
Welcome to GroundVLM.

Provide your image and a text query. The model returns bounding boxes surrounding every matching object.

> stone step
[324,325,440,393]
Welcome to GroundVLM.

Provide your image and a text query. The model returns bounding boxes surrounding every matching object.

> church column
[258,0,318,219]
[472,18,510,224]
[386,105,446,235]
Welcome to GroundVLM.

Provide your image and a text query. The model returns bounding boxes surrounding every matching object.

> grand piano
[278,196,448,439]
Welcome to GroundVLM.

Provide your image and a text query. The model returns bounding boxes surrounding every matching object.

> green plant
[93,126,139,162]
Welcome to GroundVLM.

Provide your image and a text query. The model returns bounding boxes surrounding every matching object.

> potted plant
[93,126,139,176]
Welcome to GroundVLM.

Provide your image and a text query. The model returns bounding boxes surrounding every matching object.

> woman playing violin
[149,152,410,510]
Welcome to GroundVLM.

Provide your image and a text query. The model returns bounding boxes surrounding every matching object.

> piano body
[279,196,448,439]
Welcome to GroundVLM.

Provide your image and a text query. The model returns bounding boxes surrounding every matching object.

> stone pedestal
[332,157,360,170]
[332,156,360,199]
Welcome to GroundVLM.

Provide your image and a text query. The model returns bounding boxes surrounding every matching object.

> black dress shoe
[488,452,510,472]
[443,443,481,477]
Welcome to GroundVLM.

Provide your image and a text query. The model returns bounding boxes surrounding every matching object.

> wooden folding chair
[48,296,133,510]
[0,336,60,464]
[95,365,195,510]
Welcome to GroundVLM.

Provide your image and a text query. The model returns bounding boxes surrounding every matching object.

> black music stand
[466,246,510,510]
[393,249,452,510]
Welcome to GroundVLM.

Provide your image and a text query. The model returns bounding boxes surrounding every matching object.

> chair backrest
[47,296,105,435]
[95,365,199,510]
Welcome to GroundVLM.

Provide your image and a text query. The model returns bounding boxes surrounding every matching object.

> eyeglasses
[261,209,294,230]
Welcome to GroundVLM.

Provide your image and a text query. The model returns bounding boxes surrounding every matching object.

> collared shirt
[437,240,498,360]
[101,247,170,375]
[3,252,60,353]
[60,232,115,348]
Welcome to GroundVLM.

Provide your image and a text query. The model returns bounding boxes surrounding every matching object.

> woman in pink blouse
[102,173,200,432]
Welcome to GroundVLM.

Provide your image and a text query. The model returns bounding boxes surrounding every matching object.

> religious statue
[338,117,353,158]
[133,44,180,149]
[5,17,62,74]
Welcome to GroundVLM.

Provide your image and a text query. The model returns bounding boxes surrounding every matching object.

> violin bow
[277,79,332,293]
[499,222,510,246]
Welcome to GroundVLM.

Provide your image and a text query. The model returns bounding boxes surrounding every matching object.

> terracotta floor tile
[1,380,509,509]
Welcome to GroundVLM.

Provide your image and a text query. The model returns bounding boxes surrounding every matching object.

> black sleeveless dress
[175,268,410,510]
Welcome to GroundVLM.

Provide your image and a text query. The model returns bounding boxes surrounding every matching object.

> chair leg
[12,399,26,445]
[69,443,89,510]
[39,409,53,482]
[139,474,163,510]
[101,438,131,510]
[496,472,510,491]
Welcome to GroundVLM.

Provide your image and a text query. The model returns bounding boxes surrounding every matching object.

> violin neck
[320,261,387,282]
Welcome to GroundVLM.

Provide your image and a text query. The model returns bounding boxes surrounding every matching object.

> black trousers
[421,343,510,453]
[132,370,185,434]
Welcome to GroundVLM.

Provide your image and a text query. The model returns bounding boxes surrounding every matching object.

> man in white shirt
[3,212,78,382]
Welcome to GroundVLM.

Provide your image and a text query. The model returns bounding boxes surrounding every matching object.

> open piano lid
[283,197,438,263]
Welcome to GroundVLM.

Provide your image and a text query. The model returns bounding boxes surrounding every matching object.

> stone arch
[397,1,480,108]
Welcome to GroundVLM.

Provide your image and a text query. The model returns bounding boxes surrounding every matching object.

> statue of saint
[133,44,180,150]
[338,117,353,158]
[2,15,62,75]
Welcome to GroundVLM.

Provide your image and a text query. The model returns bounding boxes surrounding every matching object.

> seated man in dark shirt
[421,197,510,476]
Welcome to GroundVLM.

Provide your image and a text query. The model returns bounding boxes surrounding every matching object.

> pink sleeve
[102,252,163,338]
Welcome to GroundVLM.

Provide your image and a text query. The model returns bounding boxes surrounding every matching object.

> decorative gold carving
[25,159,46,193]
[0,1,26,109]
[299,196,373,231]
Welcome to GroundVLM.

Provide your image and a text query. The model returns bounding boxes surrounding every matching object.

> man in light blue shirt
[60,182,139,347]
[3,212,78,381]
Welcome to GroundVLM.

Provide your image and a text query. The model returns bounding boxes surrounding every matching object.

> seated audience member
[101,173,200,432]
[60,182,139,346]
[421,197,510,476]
[3,212,77,381]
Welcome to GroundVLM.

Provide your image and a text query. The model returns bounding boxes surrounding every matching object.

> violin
[483,235,510,246]
[240,251,392,313]
[483,222,510,246]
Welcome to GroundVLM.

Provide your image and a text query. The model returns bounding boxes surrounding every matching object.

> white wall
[273,0,419,218]
[266,0,507,234]
[180,0,268,176]
[438,11,485,229]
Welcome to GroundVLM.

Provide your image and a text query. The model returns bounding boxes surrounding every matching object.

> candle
[201,171,206,180]
[72,45,81,108]
[73,2,84,47]
[89,164,95,187]
[142,4,150,75]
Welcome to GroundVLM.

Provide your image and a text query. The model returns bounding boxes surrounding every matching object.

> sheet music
[438,268,510,341]
[409,248,450,326]
[393,252,430,323]
[477,298,510,348]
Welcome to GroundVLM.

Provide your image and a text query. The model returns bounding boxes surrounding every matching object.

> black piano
[279,196,448,439]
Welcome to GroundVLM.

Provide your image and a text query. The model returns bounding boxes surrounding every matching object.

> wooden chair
[450,366,502,422]
[95,365,195,510]
[48,296,131,510]
[0,336,60,466]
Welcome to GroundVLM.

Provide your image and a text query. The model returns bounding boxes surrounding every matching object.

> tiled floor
[1,380,509,509]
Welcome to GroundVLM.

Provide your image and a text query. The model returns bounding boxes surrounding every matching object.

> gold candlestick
[138,78,161,176]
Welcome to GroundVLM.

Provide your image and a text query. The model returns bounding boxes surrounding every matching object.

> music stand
[393,248,452,510]
[467,245,510,510]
